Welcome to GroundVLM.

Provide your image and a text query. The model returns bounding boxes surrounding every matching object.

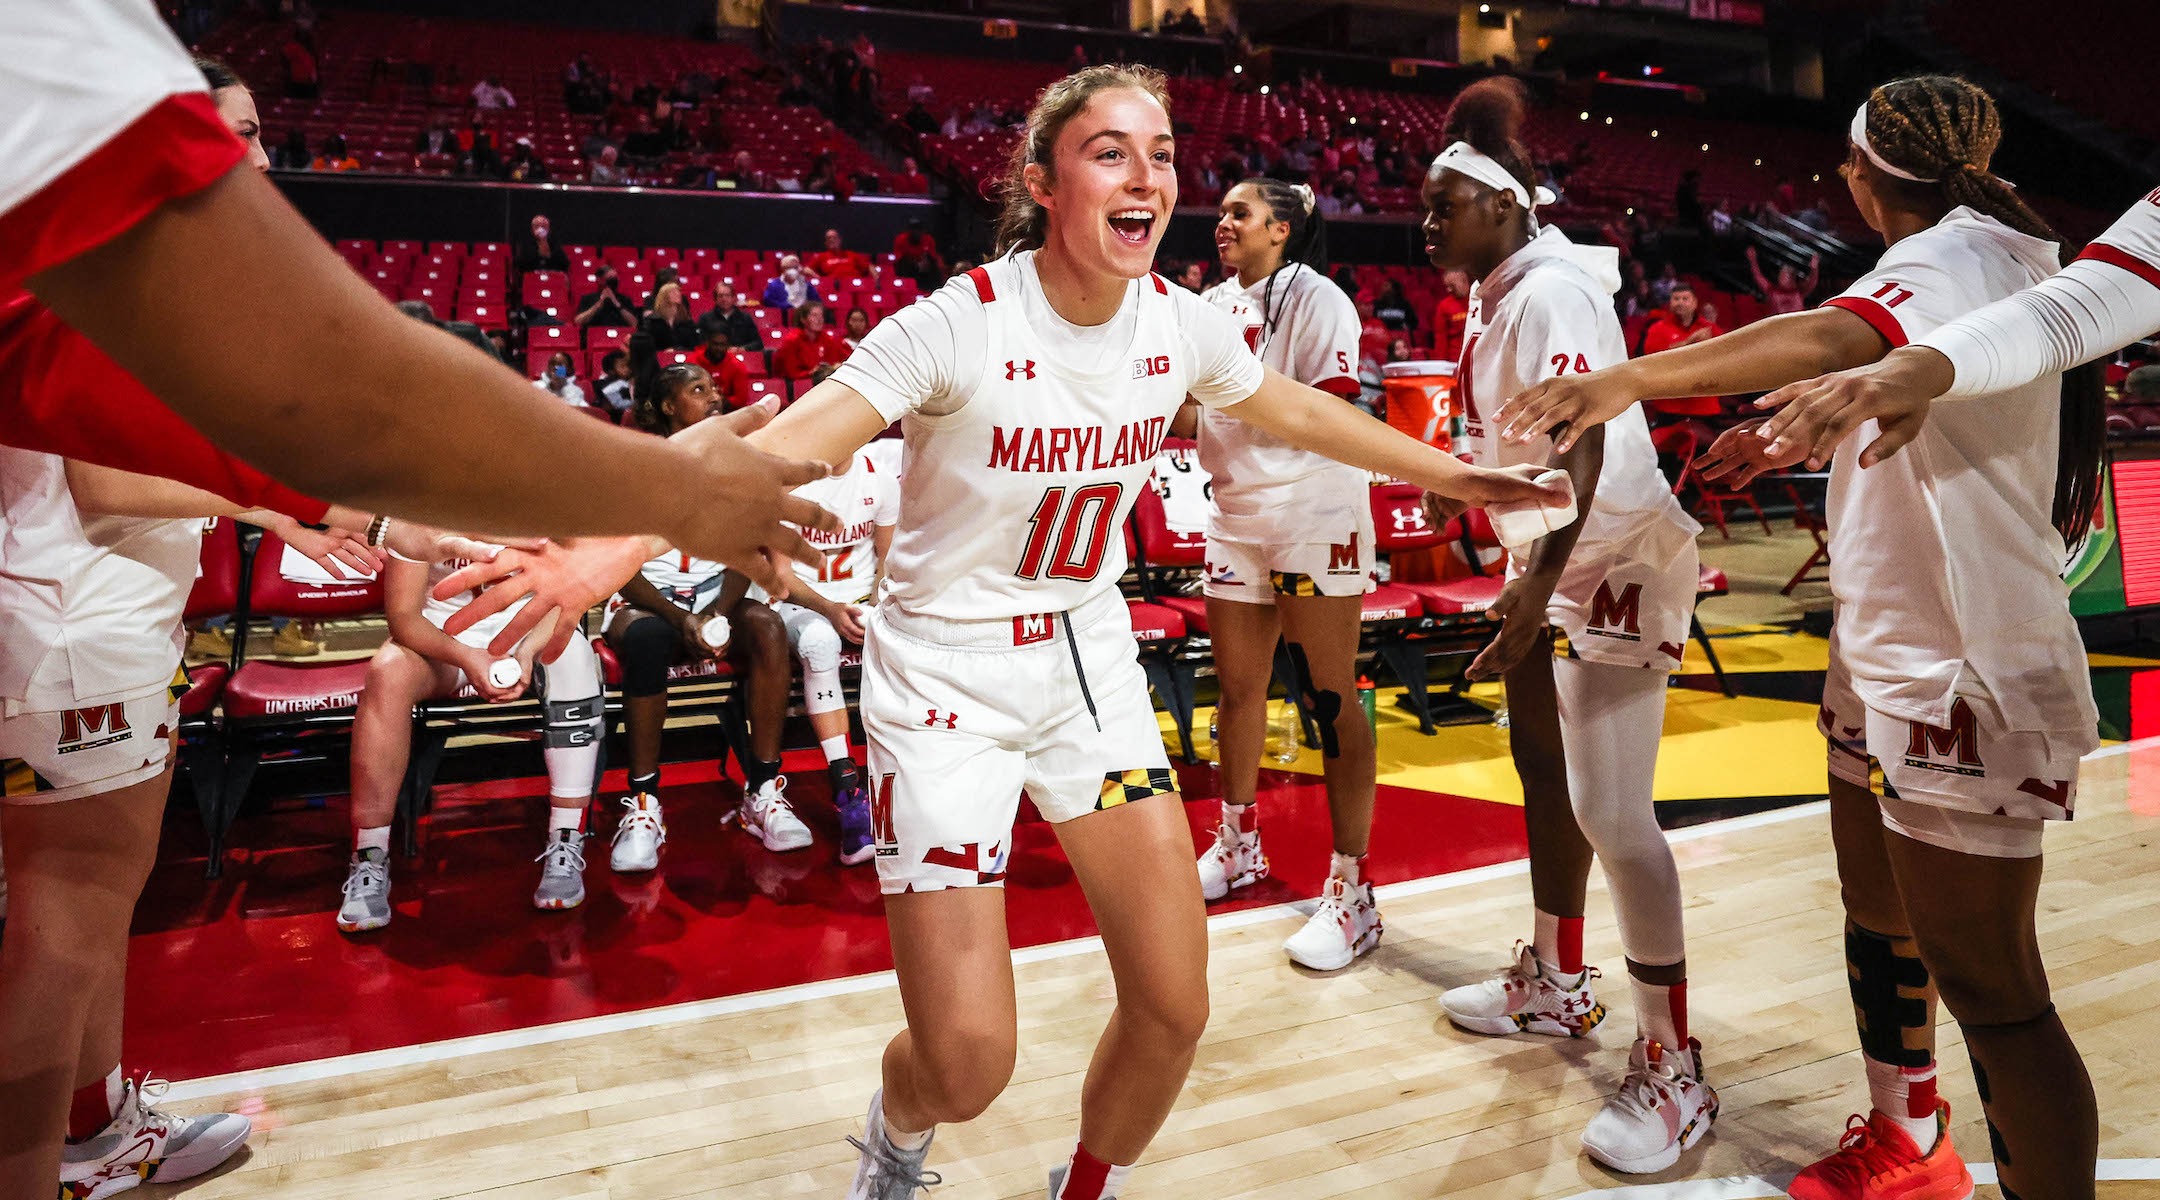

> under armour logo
[925,708,958,729]
[1005,360,1037,381]
[1391,507,1427,532]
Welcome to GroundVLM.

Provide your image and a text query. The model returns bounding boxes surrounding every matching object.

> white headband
[1849,102,1936,183]
[1434,142,1557,211]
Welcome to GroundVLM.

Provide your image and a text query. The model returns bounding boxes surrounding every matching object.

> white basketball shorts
[1,670,185,805]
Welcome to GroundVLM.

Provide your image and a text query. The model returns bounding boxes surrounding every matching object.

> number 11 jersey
[832,250,1264,620]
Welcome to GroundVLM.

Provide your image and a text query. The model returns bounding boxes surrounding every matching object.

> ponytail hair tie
[1293,182,1316,213]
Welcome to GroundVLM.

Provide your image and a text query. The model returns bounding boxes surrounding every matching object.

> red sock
[1669,979,1688,1044]
[66,1067,119,1142]
[1905,1066,1939,1120]
[1057,1144,1132,1199]
[1224,802,1257,834]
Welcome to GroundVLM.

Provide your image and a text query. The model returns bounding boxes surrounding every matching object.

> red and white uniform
[831,251,1263,893]
[1917,185,2160,397]
[1814,207,2098,841]
[1198,265,1374,601]
[0,448,196,804]
[609,548,727,621]
[396,544,526,653]
[1457,228,1701,671]
[780,451,901,607]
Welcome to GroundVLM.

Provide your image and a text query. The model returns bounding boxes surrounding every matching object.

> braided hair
[1860,75,2104,544]
[1230,176,1330,350]
[627,328,707,435]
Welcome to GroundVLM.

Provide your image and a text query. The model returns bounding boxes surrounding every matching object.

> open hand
[1493,372,1641,452]
[832,603,868,643]
[281,522,381,579]
[1693,419,1807,486]
[1753,345,1954,469]
[1466,578,1551,682]
[1453,462,1572,509]
[436,536,654,660]
[664,400,840,597]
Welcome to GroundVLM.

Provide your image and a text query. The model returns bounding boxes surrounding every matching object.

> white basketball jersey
[1456,228,1699,570]
[0,447,195,710]
[1820,208,2097,740]
[832,251,1264,620]
[637,548,727,607]
[1148,442,1214,537]
[787,450,900,605]
[390,542,528,636]
[1198,266,1366,520]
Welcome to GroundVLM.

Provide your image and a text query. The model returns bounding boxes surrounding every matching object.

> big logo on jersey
[1903,699,1984,776]
[1130,355,1172,379]
[57,704,132,754]
[1587,581,1643,639]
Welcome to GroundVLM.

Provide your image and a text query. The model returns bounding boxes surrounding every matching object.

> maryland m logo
[871,773,899,853]
[1904,698,1984,773]
[1588,581,1643,636]
[1327,534,1361,574]
[1013,613,1053,645]
[58,704,130,749]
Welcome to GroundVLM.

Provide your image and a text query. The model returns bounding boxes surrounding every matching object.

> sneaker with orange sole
[1787,1101,1974,1200]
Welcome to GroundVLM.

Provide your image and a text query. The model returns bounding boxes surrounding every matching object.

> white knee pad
[539,634,603,800]
[783,604,847,715]
[1552,655,1685,967]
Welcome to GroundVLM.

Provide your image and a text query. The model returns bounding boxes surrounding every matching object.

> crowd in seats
[196,10,893,193]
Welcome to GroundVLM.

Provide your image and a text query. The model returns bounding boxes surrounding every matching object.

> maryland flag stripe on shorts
[3,757,58,798]
[1098,767,1177,811]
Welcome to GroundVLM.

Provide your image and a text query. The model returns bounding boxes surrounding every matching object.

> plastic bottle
[1357,675,1377,729]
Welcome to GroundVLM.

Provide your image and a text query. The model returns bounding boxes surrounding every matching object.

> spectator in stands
[311,134,358,172]
[535,351,589,407]
[672,151,719,190]
[589,144,624,185]
[1355,291,1391,362]
[1618,259,1655,322]
[1707,198,1734,238]
[459,111,499,175]
[1772,174,1796,213]
[1747,245,1820,316]
[801,151,841,197]
[778,72,816,107]
[841,307,872,353]
[1323,173,1365,216]
[646,268,682,308]
[503,138,549,182]
[1432,269,1469,362]
[488,330,513,361]
[415,118,455,158]
[596,348,635,416]
[1372,278,1418,335]
[1638,282,1726,417]
[280,29,317,99]
[808,228,871,280]
[762,254,817,311]
[891,155,930,194]
[772,300,848,378]
[1675,168,1704,229]
[2128,364,2160,402]
[693,330,753,409]
[902,99,938,137]
[1175,260,1208,292]
[472,76,516,110]
[574,268,639,330]
[515,215,569,275]
[623,112,668,164]
[1648,261,1680,309]
[272,128,311,171]
[907,75,935,105]
[891,219,943,288]
[641,282,699,351]
[1067,43,1091,72]
[1797,199,1834,231]
[1386,337,1416,364]
[581,122,623,162]
[722,149,771,191]
[697,282,763,352]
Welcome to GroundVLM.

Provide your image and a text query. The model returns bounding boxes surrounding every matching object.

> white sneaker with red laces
[1195,818,1268,901]
[1440,942,1607,1038]
[58,1076,251,1199]
[1580,1036,1719,1174]
[1282,873,1382,971]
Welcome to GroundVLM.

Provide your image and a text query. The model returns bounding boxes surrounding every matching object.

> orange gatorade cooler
[1382,360,1457,452]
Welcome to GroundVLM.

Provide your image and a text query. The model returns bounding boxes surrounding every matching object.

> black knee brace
[613,612,681,698]
[1963,1002,2059,1184]
[1846,920,1932,1069]
[1285,642,1344,759]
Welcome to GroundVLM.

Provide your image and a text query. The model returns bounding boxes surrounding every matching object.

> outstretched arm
[28,163,834,573]
[1226,367,1568,506]
[1491,307,1888,451]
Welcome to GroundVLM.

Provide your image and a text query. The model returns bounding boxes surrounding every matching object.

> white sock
[882,1101,931,1152]
[355,826,391,854]
[1629,975,1683,1052]
[1329,851,1363,888]
[820,734,851,763]
[548,805,584,834]
[1222,801,1255,834]
[1864,1057,1940,1151]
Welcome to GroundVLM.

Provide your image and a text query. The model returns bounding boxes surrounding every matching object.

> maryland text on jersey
[988,417,1169,473]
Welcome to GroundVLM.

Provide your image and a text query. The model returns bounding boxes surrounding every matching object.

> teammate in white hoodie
[1415,79,1713,1176]
[1495,76,2107,1200]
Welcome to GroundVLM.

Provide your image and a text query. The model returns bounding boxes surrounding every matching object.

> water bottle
[1357,676,1377,730]
[1269,699,1300,763]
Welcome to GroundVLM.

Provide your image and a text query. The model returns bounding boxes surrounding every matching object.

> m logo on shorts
[1013,614,1053,645]
[57,704,132,754]
[1588,581,1643,639]
[1903,699,1985,775]
[1327,534,1361,575]
[871,773,899,855]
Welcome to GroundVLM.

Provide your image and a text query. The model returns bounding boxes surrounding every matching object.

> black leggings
[610,610,689,699]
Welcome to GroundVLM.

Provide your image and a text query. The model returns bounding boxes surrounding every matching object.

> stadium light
[1260,84,1270,94]
[1651,130,1659,137]
[1604,116,1613,125]
[1579,111,1589,120]
[1754,158,1763,166]
[1234,64,1243,73]
[1700,142,1709,151]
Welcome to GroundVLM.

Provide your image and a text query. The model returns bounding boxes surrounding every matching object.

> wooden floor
[154,744,2160,1200]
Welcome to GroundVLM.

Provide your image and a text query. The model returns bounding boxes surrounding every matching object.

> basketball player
[748,449,901,866]
[336,548,603,932]
[1495,76,2106,1200]
[602,363,818,869]
[2,1,835,616]
[1409,79,1714,1174]
[1739,182,2159,469]
[1185,178,1389,972]
[722,65,1567,1200]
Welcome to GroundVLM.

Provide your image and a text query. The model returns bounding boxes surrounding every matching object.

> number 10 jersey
[832,250,1264,621]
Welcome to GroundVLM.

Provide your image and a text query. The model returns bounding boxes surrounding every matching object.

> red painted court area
[124,758,1528,1082]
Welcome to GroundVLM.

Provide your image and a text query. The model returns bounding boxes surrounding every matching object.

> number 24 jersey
[832,251,1264,620]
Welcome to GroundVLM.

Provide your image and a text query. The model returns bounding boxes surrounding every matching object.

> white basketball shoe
[58,1075,251,1198]
[610,792,666,872]
[736,776,813,852]
[1580,1036,1719,1174]
[1195,815,1268,901]
[1282,868,1382,971]
[1440,942,1606,1037]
